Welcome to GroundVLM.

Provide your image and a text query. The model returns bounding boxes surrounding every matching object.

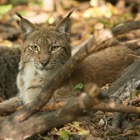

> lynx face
[21,29,71,71]
[17,13,72,73]
[17,13,72,104]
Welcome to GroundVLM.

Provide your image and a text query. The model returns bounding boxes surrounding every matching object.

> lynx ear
[16,13,36,41]
[54,11,73,41]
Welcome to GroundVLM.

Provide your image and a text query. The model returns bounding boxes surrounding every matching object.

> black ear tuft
[66,10,74,18]
[16,13,36,41]
[54,11,73,41]
[16,12,23,19]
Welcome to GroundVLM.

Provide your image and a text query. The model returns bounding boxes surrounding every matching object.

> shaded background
[0,0,140,48]
[0,0,140,140]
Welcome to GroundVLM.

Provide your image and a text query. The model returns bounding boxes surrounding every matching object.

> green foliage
[99,19,114,28]
[75,83,84,91]
[71,122,89,135]
[0,4,13,15]
[59,130,70,140]
[9,0,27,5]
[17,10,27,16]
[9,0,22,3]
[7,0,42,5]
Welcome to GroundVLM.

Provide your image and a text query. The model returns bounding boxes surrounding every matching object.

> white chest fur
[17,64,47,104]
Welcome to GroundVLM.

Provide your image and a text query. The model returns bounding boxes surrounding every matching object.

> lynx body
[17,13,71,104]
[17,13,134,104]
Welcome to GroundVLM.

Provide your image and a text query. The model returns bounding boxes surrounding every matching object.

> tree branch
[0,84,101,140]
[112,20,140,36]
[0,96,140,116]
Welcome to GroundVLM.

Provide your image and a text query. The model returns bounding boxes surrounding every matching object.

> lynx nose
[40,60,49,67]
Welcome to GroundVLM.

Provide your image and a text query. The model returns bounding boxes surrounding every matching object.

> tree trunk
[0,55,20,100]
[108,60,140,95]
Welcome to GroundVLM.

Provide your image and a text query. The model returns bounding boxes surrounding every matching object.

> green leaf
[0,4,13,15]
[59,130,70,140]
[72,121,80,127]
[75,83,84,91]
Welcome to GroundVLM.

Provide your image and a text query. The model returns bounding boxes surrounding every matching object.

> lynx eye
[29,45,40,52]
[49,45,61,52]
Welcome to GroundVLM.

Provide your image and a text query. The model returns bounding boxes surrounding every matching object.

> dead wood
[108,60,140,95]
[0,95,140,116]
[0,84,101,140]
[43,100,140,114]
[112,20,140,36]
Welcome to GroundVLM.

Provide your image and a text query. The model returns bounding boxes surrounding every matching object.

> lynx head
[17,12,72,71]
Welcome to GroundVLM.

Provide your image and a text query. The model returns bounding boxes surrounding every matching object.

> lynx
[16,13,134,104]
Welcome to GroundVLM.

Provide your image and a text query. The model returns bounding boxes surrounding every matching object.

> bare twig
[92,103,140,113]
[129,54,140,59]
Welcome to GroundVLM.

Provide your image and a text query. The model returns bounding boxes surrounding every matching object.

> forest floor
[0,1,140,140]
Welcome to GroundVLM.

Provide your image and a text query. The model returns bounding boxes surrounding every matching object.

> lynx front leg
[21,87,42,104]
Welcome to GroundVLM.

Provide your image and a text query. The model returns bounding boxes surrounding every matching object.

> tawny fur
[71,45,134,86]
